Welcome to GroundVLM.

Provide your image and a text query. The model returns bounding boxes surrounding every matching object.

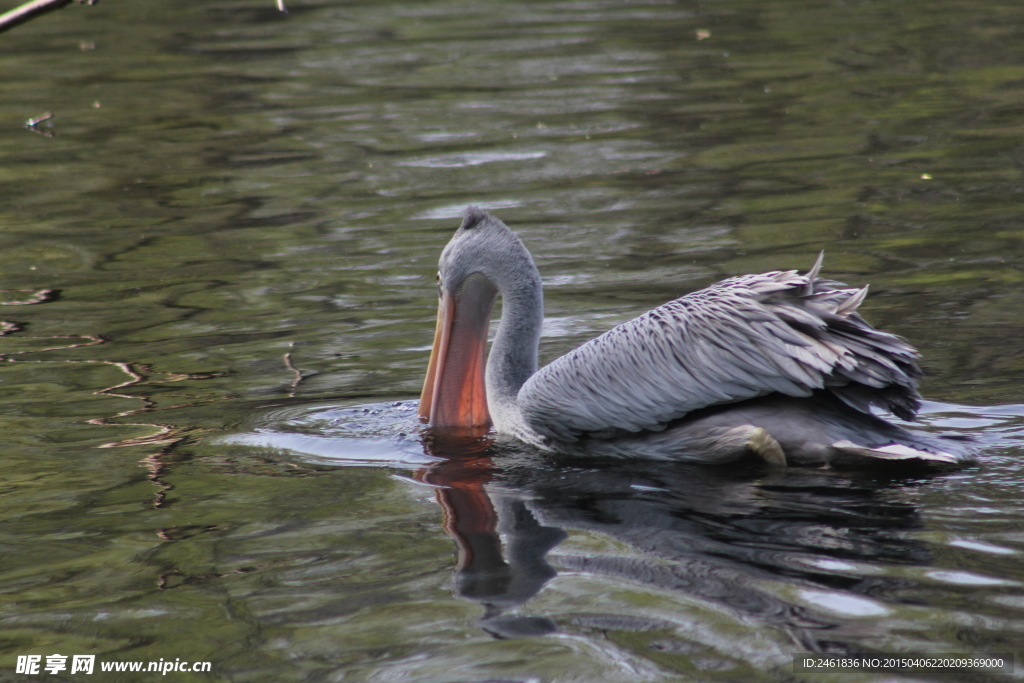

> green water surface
[2,0,1024,681]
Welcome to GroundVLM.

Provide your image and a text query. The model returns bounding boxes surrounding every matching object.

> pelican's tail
[828,439,966,466]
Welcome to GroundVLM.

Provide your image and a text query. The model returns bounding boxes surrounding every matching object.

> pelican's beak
[419,276,495,428]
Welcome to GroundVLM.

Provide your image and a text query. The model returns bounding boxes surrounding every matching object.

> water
[2,0,1024,680]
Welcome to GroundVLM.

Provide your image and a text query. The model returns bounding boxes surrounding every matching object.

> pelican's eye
[436,272,442,298]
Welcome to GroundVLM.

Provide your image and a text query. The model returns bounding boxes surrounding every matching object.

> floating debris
[24,111,55,136]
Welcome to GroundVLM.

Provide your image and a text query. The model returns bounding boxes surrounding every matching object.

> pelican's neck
[485,263,543,434]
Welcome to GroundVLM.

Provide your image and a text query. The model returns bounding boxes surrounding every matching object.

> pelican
[419,207,973,466]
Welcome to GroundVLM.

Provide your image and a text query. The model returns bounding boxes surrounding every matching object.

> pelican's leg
[744,426,787,467]
[680,424,787,465]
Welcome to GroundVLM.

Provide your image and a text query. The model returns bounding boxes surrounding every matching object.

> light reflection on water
[219,397,1024,672]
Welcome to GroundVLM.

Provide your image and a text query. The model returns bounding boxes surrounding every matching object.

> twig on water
[284,341,302,397]
[0,0,95,35]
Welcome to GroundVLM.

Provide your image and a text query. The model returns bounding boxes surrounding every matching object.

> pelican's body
[419,207,973,466]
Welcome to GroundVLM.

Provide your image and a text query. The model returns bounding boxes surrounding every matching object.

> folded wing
[518,256,922,442]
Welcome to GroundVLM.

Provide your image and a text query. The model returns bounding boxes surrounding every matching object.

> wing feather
[518,260,922,441]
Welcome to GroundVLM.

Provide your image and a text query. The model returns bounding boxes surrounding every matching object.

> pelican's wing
[518,257,922,442]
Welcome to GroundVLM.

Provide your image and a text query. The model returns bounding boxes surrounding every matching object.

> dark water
[2,0,1024,680]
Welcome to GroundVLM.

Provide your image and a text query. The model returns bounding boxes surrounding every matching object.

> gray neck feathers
[482,242,543,433]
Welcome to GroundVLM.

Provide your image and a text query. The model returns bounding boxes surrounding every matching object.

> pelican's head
[419,206,539,429]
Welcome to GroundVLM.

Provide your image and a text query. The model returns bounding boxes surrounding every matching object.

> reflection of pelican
[417,435,932,652]
[417,439,564,639]
[420,207,973,466]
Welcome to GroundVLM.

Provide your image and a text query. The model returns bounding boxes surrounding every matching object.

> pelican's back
[518,260,921,443]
